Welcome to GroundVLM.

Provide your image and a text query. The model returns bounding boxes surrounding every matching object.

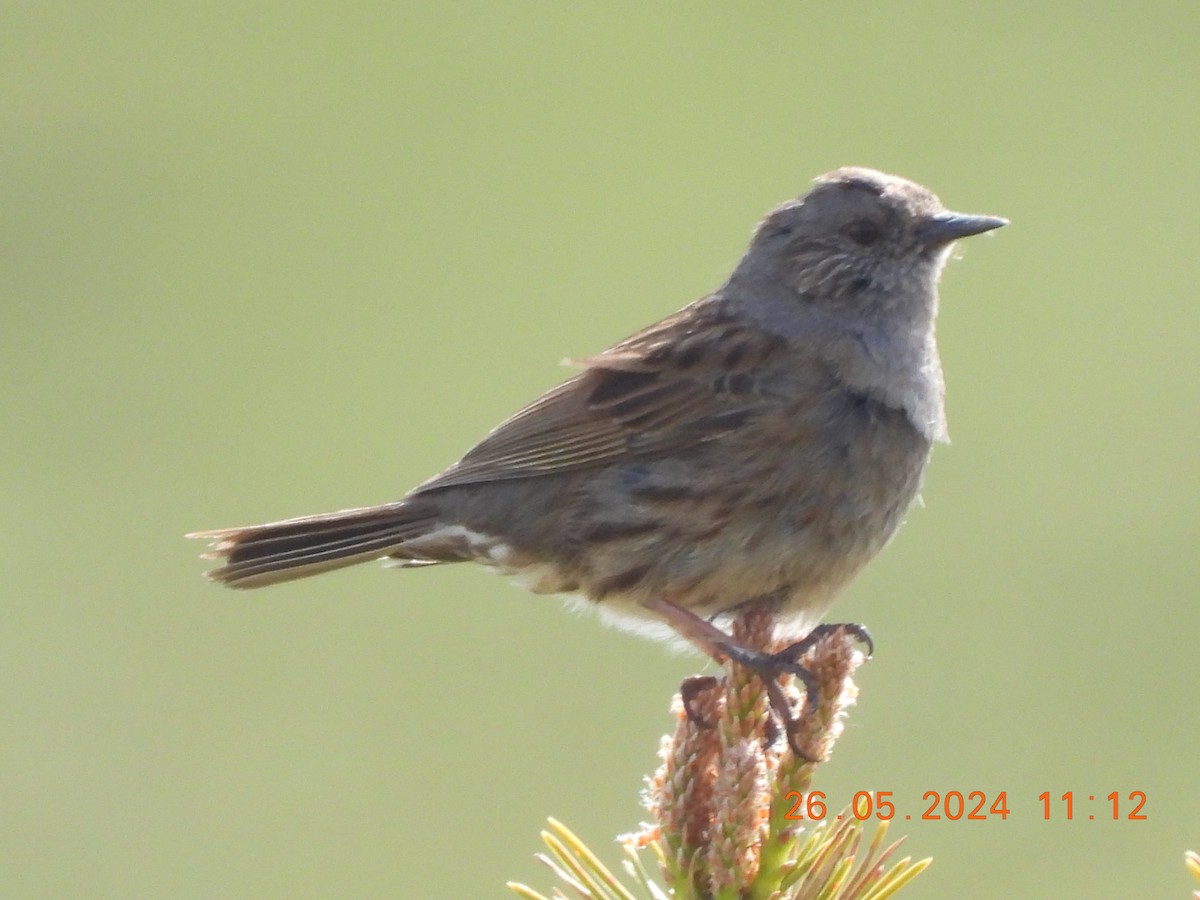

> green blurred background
[4,4,1198,897]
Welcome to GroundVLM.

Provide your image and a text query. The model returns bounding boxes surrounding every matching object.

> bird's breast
[556,382,933,619]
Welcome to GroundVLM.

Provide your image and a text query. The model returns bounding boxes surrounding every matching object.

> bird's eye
[844,220,882,246]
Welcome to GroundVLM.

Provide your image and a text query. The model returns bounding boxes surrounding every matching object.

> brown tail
[188,501,438,588]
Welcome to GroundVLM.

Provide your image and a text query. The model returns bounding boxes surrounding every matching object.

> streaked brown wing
[414,302,787,492]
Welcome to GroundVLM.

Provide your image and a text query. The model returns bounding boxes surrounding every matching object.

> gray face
[741,167,1005,316]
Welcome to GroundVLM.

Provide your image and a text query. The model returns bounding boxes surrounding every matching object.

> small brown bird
[191,167,1005,730]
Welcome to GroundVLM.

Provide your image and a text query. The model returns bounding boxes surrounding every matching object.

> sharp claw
[773,622,874,665]
[785,718,818,762]
[840,623,874,658]
[679,675,720,727]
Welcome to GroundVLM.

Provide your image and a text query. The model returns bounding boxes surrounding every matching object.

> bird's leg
[641,594,746,665]
[642,596,821,749]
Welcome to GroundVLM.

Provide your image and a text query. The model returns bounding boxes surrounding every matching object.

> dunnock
[191,167,1005,732]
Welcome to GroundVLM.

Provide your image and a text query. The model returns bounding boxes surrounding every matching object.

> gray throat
[718,284,948,444]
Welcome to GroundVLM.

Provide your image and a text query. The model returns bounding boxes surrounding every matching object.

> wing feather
[414,301,787,491]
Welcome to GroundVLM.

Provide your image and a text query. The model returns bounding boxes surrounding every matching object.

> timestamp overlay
[782,790,1148,823]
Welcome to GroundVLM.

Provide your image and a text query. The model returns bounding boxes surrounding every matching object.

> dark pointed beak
[917,211,1008,246]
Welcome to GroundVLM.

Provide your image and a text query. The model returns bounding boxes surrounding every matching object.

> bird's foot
[689,623,874,759]
[644,597,872,759]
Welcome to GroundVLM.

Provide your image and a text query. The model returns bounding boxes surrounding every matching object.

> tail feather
[189,502,438,588]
